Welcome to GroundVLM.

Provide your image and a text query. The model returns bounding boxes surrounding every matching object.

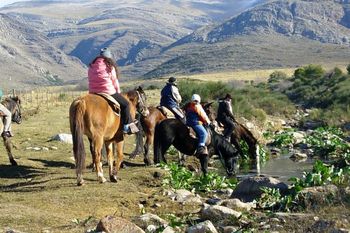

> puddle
[237,155,315,184]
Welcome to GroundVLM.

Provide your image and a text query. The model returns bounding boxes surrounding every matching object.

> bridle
[136,90,149,117]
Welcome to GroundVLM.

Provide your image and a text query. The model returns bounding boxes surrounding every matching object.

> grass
[0,102,202,232]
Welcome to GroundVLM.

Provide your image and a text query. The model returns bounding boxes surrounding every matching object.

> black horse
[0,96,22,166]
[153,119,240,176]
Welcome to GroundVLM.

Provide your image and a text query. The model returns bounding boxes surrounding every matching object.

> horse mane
[236,121,257,144]
[210,127,238,156]
[2,96,21,110]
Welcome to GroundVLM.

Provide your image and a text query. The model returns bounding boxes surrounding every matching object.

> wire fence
[1,88,87,110]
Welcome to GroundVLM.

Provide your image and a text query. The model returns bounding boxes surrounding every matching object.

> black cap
[168,77,176,83]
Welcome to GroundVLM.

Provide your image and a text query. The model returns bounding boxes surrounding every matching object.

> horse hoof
[10,159,18,166]
[110,175,118,183]
[77,181,85,186]
[144,159,153,166]
[99,177,107,183]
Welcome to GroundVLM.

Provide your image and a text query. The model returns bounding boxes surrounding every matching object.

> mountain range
[0,0,349,88]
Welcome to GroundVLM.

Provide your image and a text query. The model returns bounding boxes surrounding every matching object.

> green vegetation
[285,64,350,125]
[178,79,296,123]
[305,127,350,159]
[160,162,237,192]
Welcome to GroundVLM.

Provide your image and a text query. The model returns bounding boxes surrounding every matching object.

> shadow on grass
[0,164,44,179]
[29,158,75,169]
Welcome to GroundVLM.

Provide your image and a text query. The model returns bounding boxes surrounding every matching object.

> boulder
[132,213,168,230]
[96,216,145,233]
[49,133,73,144]
[186,220,218,233]
[200,204,241,222]
[231,176,289,202]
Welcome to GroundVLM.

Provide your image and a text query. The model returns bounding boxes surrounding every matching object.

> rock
[307,219,347,233]
[186,220,218,233]
[289,151,308,160]
[132,213,168,230]
[292,131,305,144]
[302,121,324,130]
[221,198,256,211]
[168,189,201,204]
[297,185,339,208]
[162,226,176,233]
[49,133,73,144]
[231,176,289,202]
[206,198,222,205]
[96,216,145,233]
[200,204,241,222]
[222,226,239,233]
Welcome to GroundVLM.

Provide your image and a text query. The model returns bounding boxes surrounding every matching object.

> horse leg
[2,136,17,166]
[93,137,106,183]
[129,126,144,159]
[178,152,187,166]
[143,135,153,166]
[105,142,117,182]
[199,155,209,176]
[114,140,124,174]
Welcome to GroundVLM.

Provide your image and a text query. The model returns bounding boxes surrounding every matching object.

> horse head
[208,125,239,177]
[2,96,22,124]
[136,86,149,117]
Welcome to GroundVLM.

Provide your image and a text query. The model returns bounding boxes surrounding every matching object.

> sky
[0,0,31,7]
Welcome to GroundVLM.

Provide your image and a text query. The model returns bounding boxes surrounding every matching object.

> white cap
[191,94,201,103]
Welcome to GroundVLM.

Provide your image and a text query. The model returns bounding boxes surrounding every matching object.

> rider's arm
[110,67,121,93]
[171,86,182,103]
[196,105,211,125]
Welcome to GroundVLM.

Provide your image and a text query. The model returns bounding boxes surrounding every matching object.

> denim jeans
[192,124,208,147]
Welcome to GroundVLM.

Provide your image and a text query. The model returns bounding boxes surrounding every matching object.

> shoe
[123,122,139,135]
[1,131,13,138]
[196,146,208,156]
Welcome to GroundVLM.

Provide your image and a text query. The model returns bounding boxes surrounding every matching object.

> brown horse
[0,96,22,166]
[69,87,148,186]
[130,106,167,165]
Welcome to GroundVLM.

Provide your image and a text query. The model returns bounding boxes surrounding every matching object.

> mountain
[0,13,85,89]
[176,0,350,45]
[143,0,350,78]
[0,0,269,79]
[0,0,349,86]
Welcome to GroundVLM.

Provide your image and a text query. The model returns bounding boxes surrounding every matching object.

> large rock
[96,216,145,233]
[132,213,168,230]
[297,185,340,208]
[200,204,241,222]
[49,133,73,144]
[221,198,256,211]
[186,220,218,233]
[231,176,289,202]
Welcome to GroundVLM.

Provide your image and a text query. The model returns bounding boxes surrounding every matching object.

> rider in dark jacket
[217,93,235,141]
[160,77,186,124]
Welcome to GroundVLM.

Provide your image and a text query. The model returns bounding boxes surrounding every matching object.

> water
[236,155,315,184]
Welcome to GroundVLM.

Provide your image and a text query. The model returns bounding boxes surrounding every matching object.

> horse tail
[69,99,86,176]
[153,121,162,164]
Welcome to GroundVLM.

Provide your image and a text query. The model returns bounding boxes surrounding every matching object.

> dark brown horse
[130,106,167,165]
[131,102,217,165]
[0,96,22,166]
[230,121,259,163]
[69,87,148,186]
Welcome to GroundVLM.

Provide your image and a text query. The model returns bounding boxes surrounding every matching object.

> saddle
[156,106,169,117]
[95,93,120,116]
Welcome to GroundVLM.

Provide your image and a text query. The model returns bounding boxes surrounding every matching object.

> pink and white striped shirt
[88,58,120,95]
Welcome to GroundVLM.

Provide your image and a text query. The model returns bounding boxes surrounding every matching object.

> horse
[0,96,22,166]
[130,106,167,165]
[69,87,148,186]
[153,119,240,176]
[131,102,217,166]
[229,121,260,165]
